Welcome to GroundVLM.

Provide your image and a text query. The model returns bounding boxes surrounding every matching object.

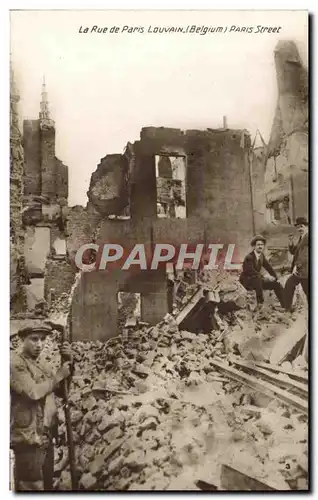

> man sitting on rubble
[10,325,74,491]
[284,216,308,312]
[239,234,285,309]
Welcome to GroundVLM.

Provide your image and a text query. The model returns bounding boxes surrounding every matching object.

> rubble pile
[10,306,305,491]
[10,271,308,491]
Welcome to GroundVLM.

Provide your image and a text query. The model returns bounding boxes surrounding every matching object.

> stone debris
[10,269,308,492]
[10,285,308,492]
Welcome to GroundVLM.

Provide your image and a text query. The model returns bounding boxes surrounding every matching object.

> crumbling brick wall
[69,125,255,341]
[44,257,76,306]
[40,124,56,200]
[23,120,42,196]
[10,68,27,312]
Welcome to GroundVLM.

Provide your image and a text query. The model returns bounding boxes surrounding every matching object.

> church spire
[39,75,54,126]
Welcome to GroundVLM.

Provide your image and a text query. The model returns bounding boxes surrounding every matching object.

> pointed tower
[39,76,56,199]
[39,75,55,127]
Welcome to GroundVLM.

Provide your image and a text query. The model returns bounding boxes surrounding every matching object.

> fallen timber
[175,287,220,333]
[229,357,308,398]
[254,361,308,384]
[220,464,280,491]
[209,359,308,414]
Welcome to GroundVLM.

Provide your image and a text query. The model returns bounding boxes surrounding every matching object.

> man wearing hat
[284,217,308,311]
[239,234,285,308]
[10,324,74,491]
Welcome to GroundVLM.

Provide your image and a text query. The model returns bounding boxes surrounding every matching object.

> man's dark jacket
[239,251,277,285]
[288,233,308,278]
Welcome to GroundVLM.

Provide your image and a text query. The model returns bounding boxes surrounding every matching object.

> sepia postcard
[9,9,308,492]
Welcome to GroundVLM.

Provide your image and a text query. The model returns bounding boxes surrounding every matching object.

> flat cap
[250,234,267,246]
[295,216,308,226]
[17,325,52,338]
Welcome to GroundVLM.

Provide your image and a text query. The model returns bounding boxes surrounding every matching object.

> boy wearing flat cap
[239,234,285,309]
[10,324,74,491]
[285,216,309,311]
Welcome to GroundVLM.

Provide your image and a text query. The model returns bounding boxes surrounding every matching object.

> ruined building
[11,77,74,319]
[10,66,25,313]
[246,40,308,270]
[264,40,308,240]
[12,41,307,341]
[68,126,257,341]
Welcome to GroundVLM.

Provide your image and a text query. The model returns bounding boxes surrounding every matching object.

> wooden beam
[175,287,219,329]
[254,361,308,383]
[175,287,204,326]
[230,357,308,397]
[209,359,308,413]
[220,464,280,491]
[269,314,307,364]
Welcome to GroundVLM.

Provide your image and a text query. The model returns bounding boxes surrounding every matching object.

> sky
[10,10,308,206]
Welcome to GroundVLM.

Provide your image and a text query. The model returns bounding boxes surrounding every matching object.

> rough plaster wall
[96,218,152,270]
[70,268,169,341]
[10,245,19,298]
[292,170,308,218]
[44,258,76,303]
[10,73,24,304]
[185,130,254,258]
[41,125,57,199]
[141,271,169,324]
[71,271,118,342]
[24,226,51,275]
[42,203,62,222]
[25,278,45,310]
[66,205,103,262]
[88,154,128,216]
[251,148,267,232]
[130,146,157,220]
[53,237,67,255]
[152,218,204,253]
[131,127,254,256]
[23,120,41,196]
[56,157,68,200]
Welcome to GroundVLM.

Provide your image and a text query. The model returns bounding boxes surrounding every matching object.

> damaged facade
[265,41,308,227]
[263,41,308,265]
[68,125,256,341]
[247,40,308,268]
[10,76,75,321]
[10,66,25,313]
[10,36,308,492]
[11,40,308,341]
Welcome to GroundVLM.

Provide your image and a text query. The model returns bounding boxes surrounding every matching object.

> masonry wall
[131,127,254,257]
[250,147,267,232]
[41,125,56,199]
[44,258,76,304]
[23,120,41,196]
[71,268,168,341]
[69,125,255,341]
[56,158,68,200]
[265,41,308,239]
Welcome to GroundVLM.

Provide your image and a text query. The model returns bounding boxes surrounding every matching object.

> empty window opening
[155,155,187,219]
[117,292,141,329]
[267,196,291,225]
[53,237,66,256]
[107,204,131,220]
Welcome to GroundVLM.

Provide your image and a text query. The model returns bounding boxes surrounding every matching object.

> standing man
[284,217,308,311]
[240,234,285,309]
[10,325,74,491]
